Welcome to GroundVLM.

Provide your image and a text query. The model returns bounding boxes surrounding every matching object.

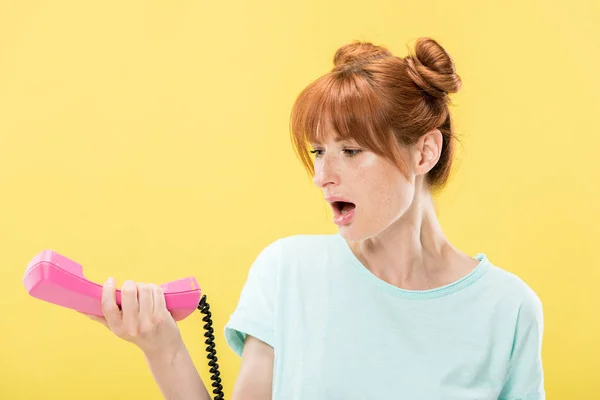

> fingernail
[106,277,115,285]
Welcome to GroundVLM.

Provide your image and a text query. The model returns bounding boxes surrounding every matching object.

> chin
[337,224,374,243]
[337,217,396,243]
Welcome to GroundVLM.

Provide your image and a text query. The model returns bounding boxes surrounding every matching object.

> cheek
[357,164,414,217]
[375,180,413,214]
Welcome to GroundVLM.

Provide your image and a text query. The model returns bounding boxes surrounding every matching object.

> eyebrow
[311,136,353,145]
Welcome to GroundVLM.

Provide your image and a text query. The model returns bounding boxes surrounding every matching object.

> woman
[85,37,545,400]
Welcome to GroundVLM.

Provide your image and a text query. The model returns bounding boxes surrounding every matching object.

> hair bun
[333,41,392,67]
[405,37,462,98]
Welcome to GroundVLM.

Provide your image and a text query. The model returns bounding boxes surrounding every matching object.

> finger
[121,280,139,332]
[137,283,153,327]
[151,284,166,316]
[101,277,122,328]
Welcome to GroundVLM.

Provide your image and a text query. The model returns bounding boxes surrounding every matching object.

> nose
[313,153,339,188]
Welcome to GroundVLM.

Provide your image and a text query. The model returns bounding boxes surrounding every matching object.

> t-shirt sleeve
[499,290,545,400]
[224,238,282,357]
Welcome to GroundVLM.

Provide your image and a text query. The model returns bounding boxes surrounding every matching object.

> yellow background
[1,0,598,398]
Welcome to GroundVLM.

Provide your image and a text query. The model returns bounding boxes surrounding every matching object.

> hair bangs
[290,71,393,176]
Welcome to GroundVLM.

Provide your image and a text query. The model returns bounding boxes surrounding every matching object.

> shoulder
[250,233,339,271]
[276,233,339,248]
[483,258,544,326]
[258,233,340,260]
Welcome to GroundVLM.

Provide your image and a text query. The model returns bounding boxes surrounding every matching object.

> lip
[325,196,356,226]
[325,196,352,204]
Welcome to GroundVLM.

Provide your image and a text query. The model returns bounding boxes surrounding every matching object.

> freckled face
[311,135,416,242]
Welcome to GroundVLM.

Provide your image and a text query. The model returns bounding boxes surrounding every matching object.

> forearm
[144,344,212,400]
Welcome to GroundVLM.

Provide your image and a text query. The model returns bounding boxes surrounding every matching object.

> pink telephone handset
[23,250,202,321]
[23,250,226,399]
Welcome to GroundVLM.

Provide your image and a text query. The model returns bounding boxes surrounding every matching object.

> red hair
[289,37,462,193]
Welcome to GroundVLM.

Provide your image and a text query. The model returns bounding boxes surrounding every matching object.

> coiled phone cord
[197,294,225,400]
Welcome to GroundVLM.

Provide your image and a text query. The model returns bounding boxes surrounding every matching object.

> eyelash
[309,149,362,158]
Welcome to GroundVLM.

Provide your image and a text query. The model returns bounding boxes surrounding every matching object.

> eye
[343,149,362,157]
[310,149,324,157]
[309,148,362,158]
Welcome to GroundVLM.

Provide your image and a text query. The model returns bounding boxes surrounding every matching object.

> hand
[82,278,184,357]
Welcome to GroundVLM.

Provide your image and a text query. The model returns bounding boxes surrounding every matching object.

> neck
[348,186,476,290]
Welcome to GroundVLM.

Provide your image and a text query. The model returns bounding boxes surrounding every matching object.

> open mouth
[331,201,356,216]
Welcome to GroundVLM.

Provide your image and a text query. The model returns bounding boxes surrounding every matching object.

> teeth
[338,201,353,214]
[331,201,355,216]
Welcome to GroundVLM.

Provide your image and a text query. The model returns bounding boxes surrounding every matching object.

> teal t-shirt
[224,234,545,399]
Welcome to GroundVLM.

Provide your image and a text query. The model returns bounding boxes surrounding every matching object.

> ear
[413,129,443,175]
